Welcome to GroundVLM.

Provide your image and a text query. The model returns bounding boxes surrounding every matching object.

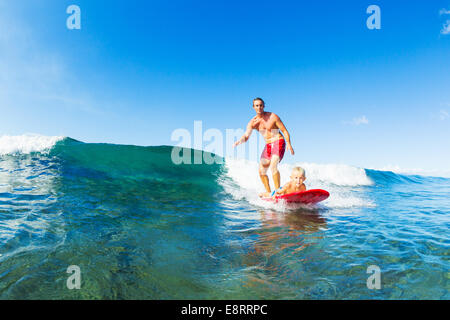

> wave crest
[221,158,375,209]
[0,134,65,155]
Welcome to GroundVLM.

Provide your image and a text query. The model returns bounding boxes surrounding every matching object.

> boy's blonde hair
[291,166,306,178]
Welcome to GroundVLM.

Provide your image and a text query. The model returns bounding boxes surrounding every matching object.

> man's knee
[259,166,269,175]
[270,159,280,173]
[259,161,270,175]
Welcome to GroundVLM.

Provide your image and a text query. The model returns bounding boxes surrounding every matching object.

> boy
[272,167,306,198]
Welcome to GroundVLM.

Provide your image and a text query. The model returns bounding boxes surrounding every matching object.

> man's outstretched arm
[233,120,253,147]
[275,116,295,155]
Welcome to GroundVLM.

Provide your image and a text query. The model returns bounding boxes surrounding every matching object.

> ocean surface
[0,135,448,299]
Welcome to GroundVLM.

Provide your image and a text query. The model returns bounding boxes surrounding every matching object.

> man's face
[253,100,265,114]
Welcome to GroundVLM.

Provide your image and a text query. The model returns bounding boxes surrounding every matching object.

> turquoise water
[0,137,448,299]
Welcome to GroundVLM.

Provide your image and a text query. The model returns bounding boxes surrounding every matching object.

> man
[233,98,295,197]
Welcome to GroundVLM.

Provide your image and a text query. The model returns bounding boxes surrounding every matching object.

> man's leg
[270,155,281,190]
[259,158,271,197]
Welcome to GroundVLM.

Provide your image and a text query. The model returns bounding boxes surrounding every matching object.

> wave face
[0,136,448,299]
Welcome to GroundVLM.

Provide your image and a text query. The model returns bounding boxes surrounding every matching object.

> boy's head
[290,167,306,186]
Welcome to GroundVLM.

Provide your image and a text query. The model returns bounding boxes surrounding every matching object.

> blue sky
[0,0,449,172]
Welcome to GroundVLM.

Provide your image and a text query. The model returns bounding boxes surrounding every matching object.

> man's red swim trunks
[261,138,286,162]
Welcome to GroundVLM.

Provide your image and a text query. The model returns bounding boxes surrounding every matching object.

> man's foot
[259,191,271,198]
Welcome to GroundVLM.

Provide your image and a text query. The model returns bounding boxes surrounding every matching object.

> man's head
[253,97,265,115]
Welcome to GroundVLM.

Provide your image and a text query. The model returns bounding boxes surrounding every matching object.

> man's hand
[233,138,243,148]
[274,115,294,156]
[287,143,295,155]
[251,117,262,127]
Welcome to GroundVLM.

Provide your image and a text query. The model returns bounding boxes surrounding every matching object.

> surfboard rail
[263,189,330,204]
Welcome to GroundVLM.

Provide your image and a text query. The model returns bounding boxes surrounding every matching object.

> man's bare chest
[256,118,277,131]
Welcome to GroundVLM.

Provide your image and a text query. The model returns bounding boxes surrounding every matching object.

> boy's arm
[274,115,294,155]
[275,183,290,196]
[233,120,253,147]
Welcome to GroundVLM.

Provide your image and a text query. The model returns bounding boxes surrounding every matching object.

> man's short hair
[253,97,265,106]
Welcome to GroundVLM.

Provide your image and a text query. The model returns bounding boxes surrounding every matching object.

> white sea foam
[0,134,64,155]
[221,158,375,210]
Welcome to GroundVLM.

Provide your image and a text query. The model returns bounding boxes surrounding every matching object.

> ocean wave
[368,165,450,179]
[1,135,446,213]
[0,134,65,156]
[221,158,376,209]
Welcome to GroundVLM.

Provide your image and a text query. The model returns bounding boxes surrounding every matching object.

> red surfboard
[263,189,330,204]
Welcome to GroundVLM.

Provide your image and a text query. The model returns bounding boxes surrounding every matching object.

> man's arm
[233,119,254,147]
[275,115,295,155]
